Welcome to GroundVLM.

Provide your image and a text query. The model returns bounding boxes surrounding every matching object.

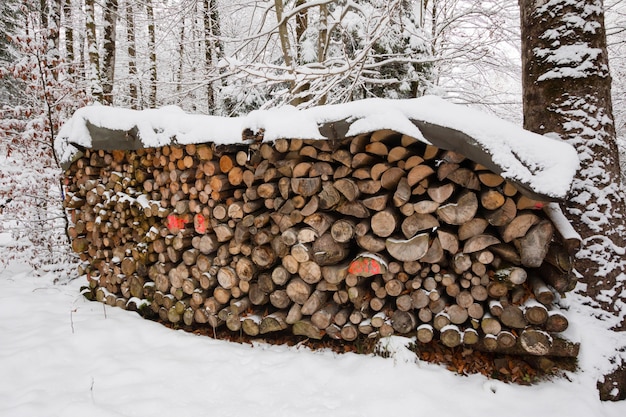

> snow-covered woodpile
[58,97,581,358]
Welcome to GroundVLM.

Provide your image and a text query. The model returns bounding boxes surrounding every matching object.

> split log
[385,233,430,262]
[436,191,478,225]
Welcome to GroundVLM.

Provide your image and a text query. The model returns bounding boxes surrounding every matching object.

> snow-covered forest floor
[1,259,625,416]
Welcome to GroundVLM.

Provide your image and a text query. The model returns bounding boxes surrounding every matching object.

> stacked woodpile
[65,130,579,358]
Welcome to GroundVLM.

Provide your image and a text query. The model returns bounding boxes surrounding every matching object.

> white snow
[2,264,626,416]
[55,96,579,200]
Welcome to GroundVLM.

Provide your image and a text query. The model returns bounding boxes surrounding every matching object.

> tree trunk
[126,1,138,108]
[62,0,74,70]
[85,0,102,101]
[202,0,222,112]
[146,0,157,107]
[520,0,626,400]
[101,0,117,105]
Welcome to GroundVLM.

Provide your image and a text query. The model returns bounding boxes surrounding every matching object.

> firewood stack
[64,129,579,358]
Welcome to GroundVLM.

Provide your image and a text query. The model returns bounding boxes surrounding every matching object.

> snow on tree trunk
[85,0,102,101]
[101,0,118,105]
[202,0,222,112]
[146,0,157,107]
[126,1,138,109]
[520,0,626,401]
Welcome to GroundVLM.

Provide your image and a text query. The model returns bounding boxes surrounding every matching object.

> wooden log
[421,237,444,264]
[500,305,528,329]
[490,243,522,265]
[393,177,411,207]
[311,302,340,330]
[436,191,478,225]
[478,171,504,187]
[251,245,277,269]
[447,304,469,325]
[391,310,417,334]
[433,312,451,331]
[451,252,472,274]
[356,233,387,253]
[416,324,434,343]
[487,281,509,298]
[241,315,261,336]
[333,178,361,202]
[411,289,431,309]
[413,200,440,215]
[291,177,321,197]
[545,311,569,333]
[437,229,459,254]
[517,195,546,211]
[331,219,356,243]
[293,319,323,339]
[524,300,549,326]
[467,302,484,319]
[484,197,517,227]
[463,234,501,253]
[530,274,555,305]
[401,213,439,239]
[380,167,405,190]
[475,334,578,357]
[500,212,540,243]
[336,200,370,218]
[286,277,313,305]
[362,194,389,211]
[427,182,455,204]
[497,330,517,349]
[481,314,502,335]
[260,311,289,334]
[447,168,480,190]
[407,165,435,187]
[519,328,552,356]
[494,266,528,285]
[340,323,359,341]
[458,218,489,241]
[463,328,479,345]
[371,208,398,238]
[301,290,327,315]
[311,233,350,266]
[515,220,554,268]
[298,261,322,285]
[480,189,506,210]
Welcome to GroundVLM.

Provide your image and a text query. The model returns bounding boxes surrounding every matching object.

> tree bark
[520,0,626,400]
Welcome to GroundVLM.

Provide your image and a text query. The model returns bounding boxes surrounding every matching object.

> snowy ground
[1,262,625,417]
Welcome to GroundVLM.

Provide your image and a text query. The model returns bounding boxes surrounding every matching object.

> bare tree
[101,0,118,104]
[62,0,74,75]
[85,0,102,101]
[202,0,223,112]
[424,0,522,120]
[146,0,157,107]
[126,0,138,108]
[219,0,433,113]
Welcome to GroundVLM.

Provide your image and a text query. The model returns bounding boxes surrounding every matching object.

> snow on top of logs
[55,95,579,200]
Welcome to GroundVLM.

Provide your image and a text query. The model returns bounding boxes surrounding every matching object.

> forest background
[1,0,626,400]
